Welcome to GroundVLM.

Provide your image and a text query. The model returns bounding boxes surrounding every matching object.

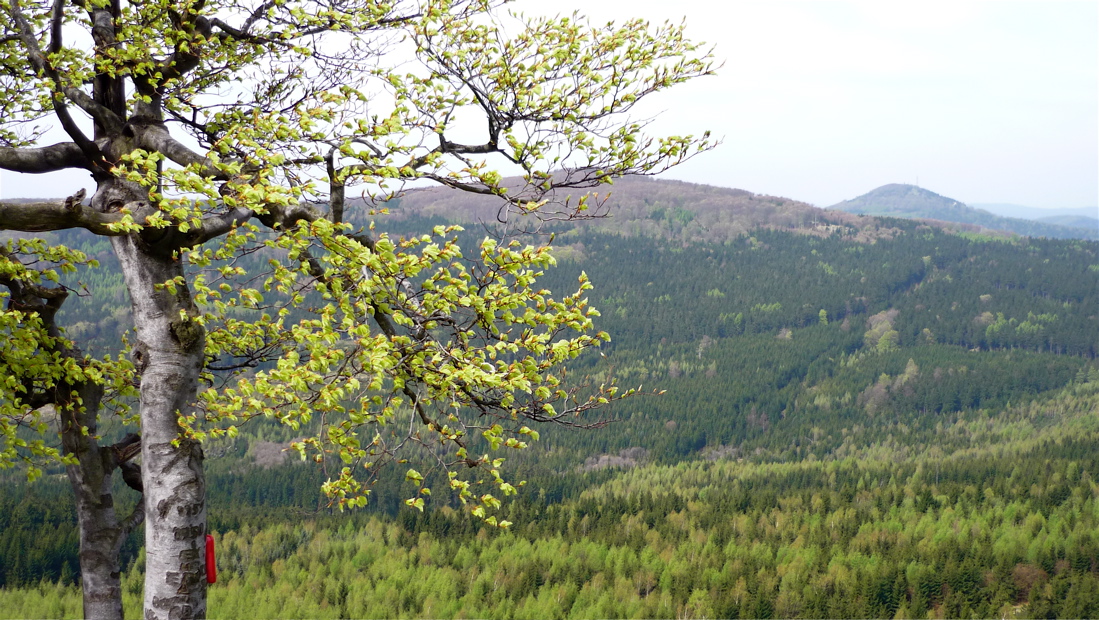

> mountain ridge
[370,176,1010,245]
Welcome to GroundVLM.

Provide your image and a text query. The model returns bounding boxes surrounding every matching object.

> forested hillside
[3,183,1098,618]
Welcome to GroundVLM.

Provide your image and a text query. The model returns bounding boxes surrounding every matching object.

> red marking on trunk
[205,534,217,584]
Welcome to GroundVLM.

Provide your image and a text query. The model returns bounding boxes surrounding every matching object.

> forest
[2,206,1098,618]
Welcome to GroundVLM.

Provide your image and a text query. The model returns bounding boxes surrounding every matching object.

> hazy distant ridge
[829,184,1098,240]
[971,202,1098,222]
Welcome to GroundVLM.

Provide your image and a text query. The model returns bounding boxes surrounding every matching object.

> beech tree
[0,0,713,618]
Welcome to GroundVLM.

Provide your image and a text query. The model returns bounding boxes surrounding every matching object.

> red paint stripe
[205,534,217,584]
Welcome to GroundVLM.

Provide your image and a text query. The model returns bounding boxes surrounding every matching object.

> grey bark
[60,385,145,620]
[94,180,210,620]
[0,143,92,173]
[0,192,131,235]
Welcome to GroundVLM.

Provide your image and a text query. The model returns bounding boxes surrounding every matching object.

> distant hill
[829,184,1098,240]
[971,202,1098,222]
[1036,214,1099,231]
[370,176,1002,245]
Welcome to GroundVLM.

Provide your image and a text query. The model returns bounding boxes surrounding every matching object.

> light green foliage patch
[0,240,135,479]
[182,221,641,522]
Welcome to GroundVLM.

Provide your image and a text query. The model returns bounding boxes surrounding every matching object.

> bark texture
[114,240,208,618]
[97,180,209,620]
[60,383,143,620]
[0,194,130,235]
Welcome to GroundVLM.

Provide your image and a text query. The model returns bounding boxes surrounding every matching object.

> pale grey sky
[2,0,1096,209]
[533,0,1099,210]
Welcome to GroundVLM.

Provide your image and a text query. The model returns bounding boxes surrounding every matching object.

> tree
[0,0,714,618]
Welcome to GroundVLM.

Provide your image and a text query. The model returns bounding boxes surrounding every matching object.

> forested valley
[2,198,1098,619]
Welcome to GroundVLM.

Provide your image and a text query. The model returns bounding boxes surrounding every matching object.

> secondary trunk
[101,182,209,620]
[59,381,141,620]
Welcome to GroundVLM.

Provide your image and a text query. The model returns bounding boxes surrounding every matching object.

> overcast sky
[2,0,1096,209]
[533,0,1099,209]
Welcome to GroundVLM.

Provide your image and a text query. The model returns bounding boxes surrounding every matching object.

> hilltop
[829,184,1097,240]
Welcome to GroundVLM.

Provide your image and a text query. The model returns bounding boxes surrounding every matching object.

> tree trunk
[101,182,209,620]
[60,381,141,620]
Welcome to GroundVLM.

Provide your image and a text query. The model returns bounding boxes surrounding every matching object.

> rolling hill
[369,176,1007,245]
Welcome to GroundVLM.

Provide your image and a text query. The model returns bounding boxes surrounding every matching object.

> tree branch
[65,85,125,136]
[109,434,142,463]
[135,8,213,96]
[132,123,227,179]
[0,142,93,173]
[162,207,253,250]
[440,138,501,156]
[47,0,63,55]
[0,248,69,336]
[418,173,499,196]
[6,0,111,171]
[0,190,131,235]
[88,3,127,134]
[207,0,278,42]
[253,201,324,231]
[120,499,145,538]
[326,147,347,224]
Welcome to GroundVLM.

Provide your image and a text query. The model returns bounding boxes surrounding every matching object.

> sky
[2,0,1096,209]
[524,0,1098,210]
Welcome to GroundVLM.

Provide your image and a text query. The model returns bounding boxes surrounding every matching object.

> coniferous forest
[2,191,1098,618]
